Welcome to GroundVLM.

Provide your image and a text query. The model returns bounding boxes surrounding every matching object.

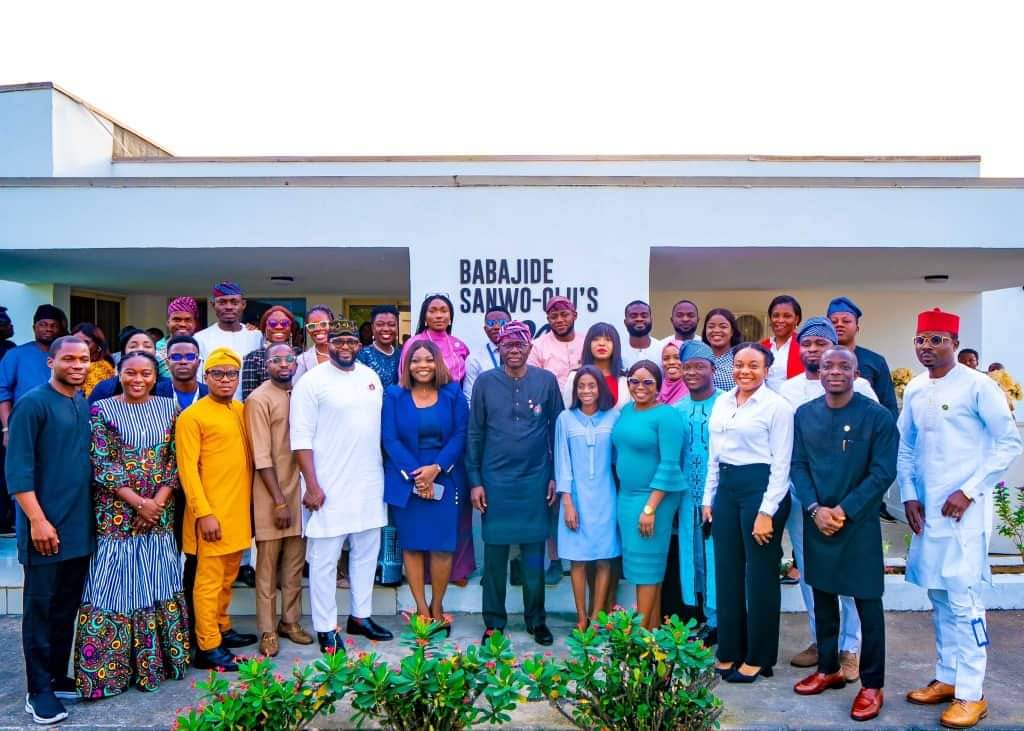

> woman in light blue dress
[555,366,621,631]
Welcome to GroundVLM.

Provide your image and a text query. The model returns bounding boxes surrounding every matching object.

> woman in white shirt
[761,294,804,391]
[293,304,335,383]
[702,342,794,684]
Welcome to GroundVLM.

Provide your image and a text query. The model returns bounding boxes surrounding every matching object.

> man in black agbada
[789,347,898,723]
[5,336,94,725]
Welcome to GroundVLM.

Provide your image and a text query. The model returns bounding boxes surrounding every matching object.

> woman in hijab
[658,341,689,405]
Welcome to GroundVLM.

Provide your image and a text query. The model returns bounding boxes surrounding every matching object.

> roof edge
[113,153,982,164]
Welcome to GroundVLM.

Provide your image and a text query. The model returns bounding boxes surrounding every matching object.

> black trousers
[711,463,790,669]
[22,557,89,695]
[814,587,885,689]
[481,542,545,630]
[0,440,14,530]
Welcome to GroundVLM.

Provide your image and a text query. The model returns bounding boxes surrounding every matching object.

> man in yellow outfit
[177,346,256,671]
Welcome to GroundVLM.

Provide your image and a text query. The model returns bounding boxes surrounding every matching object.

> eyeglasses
[913,335,953,347]
[266,319,292,330]
[306,321,331,332]
[499,341,528,351]
[424,292,451,301]
[486,318,509,328]
[268,355,297,365]
[168,352,199,363]
[207,369,240,381]
[627,378,657,387]
[329,338,361,349]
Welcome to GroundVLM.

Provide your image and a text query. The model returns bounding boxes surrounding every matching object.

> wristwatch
[642,505,655,516]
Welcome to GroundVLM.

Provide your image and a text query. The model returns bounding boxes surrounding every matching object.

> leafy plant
[345,613,527,730]
[522,609,722,731]
[994,482,1024,561]
[173,648,349,731]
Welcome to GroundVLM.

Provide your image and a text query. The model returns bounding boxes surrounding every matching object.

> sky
[3,1,1024,175]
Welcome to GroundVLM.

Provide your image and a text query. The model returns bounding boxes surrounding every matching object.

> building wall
[0,280,55,337]
[0,89,52,176]
[982,287,1024,372]
[50,91,114,177]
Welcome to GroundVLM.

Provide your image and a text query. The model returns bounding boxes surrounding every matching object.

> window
[70,292,123,342]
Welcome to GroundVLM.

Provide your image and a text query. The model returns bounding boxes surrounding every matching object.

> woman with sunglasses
[405,294,470,384]
[611,359,685,630]
[293,304,336,384]
[241,306,296,400]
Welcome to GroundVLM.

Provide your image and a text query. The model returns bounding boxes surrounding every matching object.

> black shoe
[696,625,718,647]
[725,666,773,683]
[527,623,554,646]
[235,564,257,587]
[715,663,736,678]
[51,676,79,702]
[193,646,239,672]
[220,628,258,648]
[509,557,523,586]
[25,691,68,725]
[346,616,394,641]
[317,630,344,654]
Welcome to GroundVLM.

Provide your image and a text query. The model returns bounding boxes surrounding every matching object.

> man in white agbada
[779,317,878,678]
[290,319,394,653]
[898,308,1022,729]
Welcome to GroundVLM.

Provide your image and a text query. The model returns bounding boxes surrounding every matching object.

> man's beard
[805,362,819,375]
[626,322,653,338]
[329,350,356,369]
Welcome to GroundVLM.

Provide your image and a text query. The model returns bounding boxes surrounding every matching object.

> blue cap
[796,316,838,344]
[680,340,715,364]
[827,296,862,320]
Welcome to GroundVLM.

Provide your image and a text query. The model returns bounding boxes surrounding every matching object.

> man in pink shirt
[527,296,584,392]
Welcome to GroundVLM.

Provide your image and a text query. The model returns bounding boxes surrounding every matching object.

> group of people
[0,285,1020,728]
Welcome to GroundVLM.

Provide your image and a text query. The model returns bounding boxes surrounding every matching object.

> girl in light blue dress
[555,366,620,631]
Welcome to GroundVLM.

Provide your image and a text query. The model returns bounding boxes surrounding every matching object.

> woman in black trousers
[702,342,794,683]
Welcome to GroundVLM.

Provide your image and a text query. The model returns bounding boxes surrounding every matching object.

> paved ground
[0,611,1021,730]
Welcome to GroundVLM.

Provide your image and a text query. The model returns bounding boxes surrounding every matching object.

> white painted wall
[0,280,54,336]
[50,91,113,177]
[0,89,52,176]
[982,287,1024,372]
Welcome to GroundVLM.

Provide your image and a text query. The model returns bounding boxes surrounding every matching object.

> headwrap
[212,281,243,298]
[497,320,533,344]
[33,304,66,324]
[328,319,360,339]
[0,306,10,325]
[796,316,838,344]
[167,296,199,318]
[917,308,960,335]
[205,346,241,370]
[680,340,715,364]
[544,295,576,313]
[657,341,689,405]
[827,296,863,320]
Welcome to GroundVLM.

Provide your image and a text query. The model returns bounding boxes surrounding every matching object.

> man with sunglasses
[194,281,263,400]
[166,335,208,410]
[898,308,1022,729]
[291,319,393,651]
[463,306,510,404]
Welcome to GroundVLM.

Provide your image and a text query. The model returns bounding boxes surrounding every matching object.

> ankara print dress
[74,396,190,698]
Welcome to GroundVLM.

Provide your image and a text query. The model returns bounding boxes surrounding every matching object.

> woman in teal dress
[611,359,685,629]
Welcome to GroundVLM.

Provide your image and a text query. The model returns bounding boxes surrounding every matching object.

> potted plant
[993,482,1024,564]
[522,609,722,731]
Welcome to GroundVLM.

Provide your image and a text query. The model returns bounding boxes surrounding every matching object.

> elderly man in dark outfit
[5,336,95,725]
[468,321,563,646]
[789,347,898,722]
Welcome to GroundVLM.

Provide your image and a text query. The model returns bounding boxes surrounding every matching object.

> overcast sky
[4,1,1023,175]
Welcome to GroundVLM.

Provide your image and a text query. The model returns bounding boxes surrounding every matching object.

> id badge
[971,618,989,647]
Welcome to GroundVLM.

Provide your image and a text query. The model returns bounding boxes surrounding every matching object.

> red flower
[325,646,337,655]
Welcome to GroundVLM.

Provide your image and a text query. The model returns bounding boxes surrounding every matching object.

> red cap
[544,295,576,313]
[916,308,960,335]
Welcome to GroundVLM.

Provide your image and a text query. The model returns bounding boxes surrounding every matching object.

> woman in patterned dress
[73,350,190,698]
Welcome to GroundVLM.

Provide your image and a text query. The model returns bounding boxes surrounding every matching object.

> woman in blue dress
[555,365,621,631]
[611,359,685,629]
[382,340,468,633]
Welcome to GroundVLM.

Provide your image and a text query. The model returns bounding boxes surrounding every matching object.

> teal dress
[611,403,685,585]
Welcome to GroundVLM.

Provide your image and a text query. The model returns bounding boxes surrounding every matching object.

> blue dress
[382,383,469,552]
[554,408,621,562]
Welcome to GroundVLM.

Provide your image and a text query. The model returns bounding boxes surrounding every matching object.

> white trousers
[928,587,987,701]
[788,494,862,653]
[307,528,380,632]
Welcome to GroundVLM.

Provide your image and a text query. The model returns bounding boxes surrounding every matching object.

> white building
[2,81,1023,387]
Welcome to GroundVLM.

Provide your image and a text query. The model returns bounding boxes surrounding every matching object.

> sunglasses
[268,355,297,365]
[627,378,657,387]
[913,335,953,347]
[329,338,361,349]
[486,318,509,328]
[207,369,240,381]
[266,318,292,330]
[168,352,199,363]
[306,321,331,332]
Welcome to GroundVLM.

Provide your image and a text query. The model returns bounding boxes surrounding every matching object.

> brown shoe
[794,670,846,695]
[907,679,956,705]
[277,622,314,645]
[259,632,279,657]
[940,698,988,728]
[790,643,819,667]
[839,651,860,682]
[851,688,884,722]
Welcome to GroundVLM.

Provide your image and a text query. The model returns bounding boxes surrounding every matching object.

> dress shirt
[702,383,794,515]
[766,336,793,391]
[621,335,666,370]
[527,330,584,390]
[463,342,500,403]
[778,373,878,408]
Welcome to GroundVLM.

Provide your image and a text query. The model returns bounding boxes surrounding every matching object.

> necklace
[373,342,396,356]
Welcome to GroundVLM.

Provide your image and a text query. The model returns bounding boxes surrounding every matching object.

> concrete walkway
[0,611,1021,730]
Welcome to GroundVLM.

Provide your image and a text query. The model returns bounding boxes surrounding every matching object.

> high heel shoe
[715,663,737,678]
[725,666,773,683]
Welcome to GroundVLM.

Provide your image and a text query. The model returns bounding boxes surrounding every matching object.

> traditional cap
[544,295,575,313]
[497,320,533,344]
[205,346,241,370]
[212,281,243,298]
[680,340,715,364]
[796,316,838,344]
[917,307,960,335]
[33,304,66,323]
[328,319,359,339]
[167,296,199,318]
[827,296,863,320]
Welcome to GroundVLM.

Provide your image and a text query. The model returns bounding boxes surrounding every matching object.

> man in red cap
[898,308,1022,728]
